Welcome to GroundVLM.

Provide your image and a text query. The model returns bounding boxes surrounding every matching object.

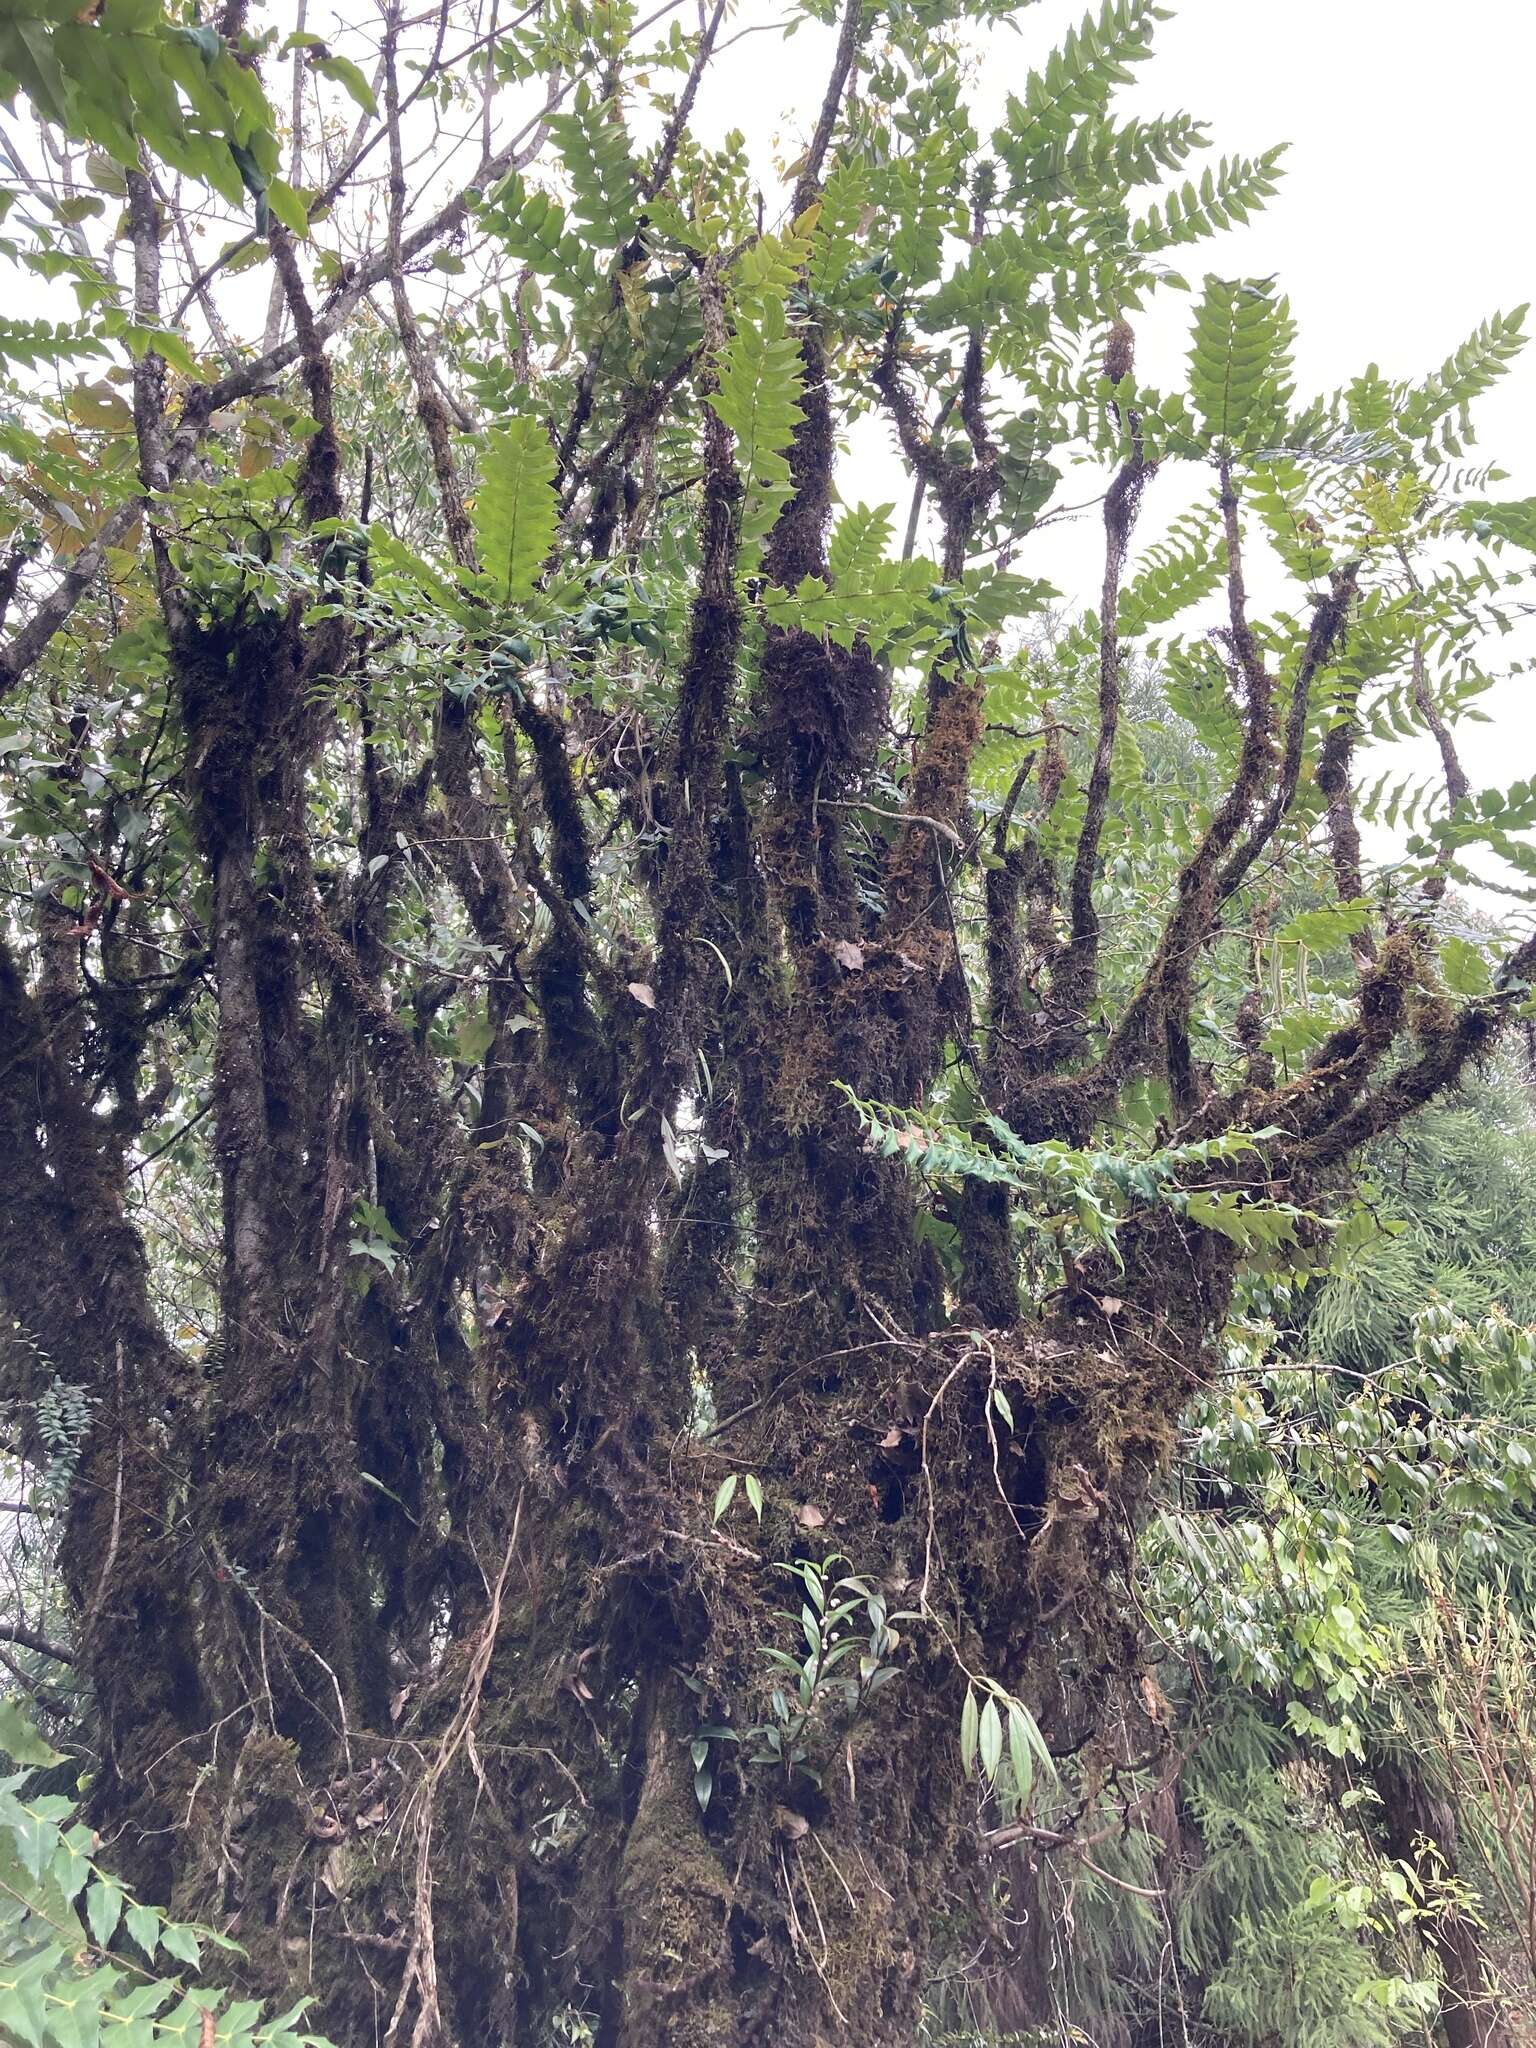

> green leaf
[264,176,308,237]
[712,1474,738,1523]
[1187,275,1295,454]
[472,415,558,603]
[1440,935,1492,997]
[988,0,1164,208]
[158,1922,201,1969]
[85,1875,125,1948]
[124,1902,162,1960]
[479,172,590,295]
[545,82,638,247]
[454,1010,497,1065]
[1007,1702,1034,1804]
[978,1694,1004,1783]
[0,1699,65,1769]
[1132,148,1287,255]
[313,53,377,116]
[1399,307,1527,443]
[707,291,806,544]
[960,1684,979,1775]
[828,503,894,586]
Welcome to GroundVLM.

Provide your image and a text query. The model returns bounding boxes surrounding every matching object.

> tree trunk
[1371,1751,1517,2048]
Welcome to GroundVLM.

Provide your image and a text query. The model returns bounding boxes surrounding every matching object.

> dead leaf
[831,939,865,971]
[1139,1673,1171,1726]
[880,1427,903,1449]
[1098,1295,1123,1317]
[627,981,656,1008]
[794,1503,826,1529]
[774,1805,809,1840]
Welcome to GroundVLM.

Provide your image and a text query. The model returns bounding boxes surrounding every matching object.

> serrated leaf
[158,1922,201,1969]
[85,1875,125,1947]
[0,1700,64,1769]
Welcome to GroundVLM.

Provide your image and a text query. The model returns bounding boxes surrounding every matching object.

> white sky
[696,0,1536,896]
[7,0,1534,900]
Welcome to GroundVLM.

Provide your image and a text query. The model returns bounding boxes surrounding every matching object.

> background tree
[0,1,1534,2044]
[940,1057,1536,2048]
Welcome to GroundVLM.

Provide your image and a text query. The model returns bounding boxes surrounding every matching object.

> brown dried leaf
[794,1503,826,1529]
[831,939,865,971]
[627,981,656,1008]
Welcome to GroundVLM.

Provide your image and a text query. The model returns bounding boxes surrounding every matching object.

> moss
[615,1689,736,2046]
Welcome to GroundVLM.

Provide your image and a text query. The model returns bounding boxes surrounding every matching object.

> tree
[971,1064,1536,2048]
[0,0,1534,2042]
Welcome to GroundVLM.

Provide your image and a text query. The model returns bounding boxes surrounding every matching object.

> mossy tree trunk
[1,0,1534,2042]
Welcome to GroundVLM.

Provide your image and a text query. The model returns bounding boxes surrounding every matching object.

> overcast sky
[698,0,1536,884]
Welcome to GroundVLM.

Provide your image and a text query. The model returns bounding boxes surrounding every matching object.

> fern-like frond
[472,414,558,603]
[707,291,805,543]
[1131,147,1286,253]
[1187,275,1296,456]
[734,206,820,304]
[479,171,591,295]
[0,315,106,370]
[1398,306,1527,444]
[545,83,639,249]
[1461,495,1536,553]
[876,142,957,293]
[828,503,895,585]
[997,109,1202,204]
[808,158,875,303]
[998,0,1164,162]
[1118,504,1227,634]
[1246,459,1335,581]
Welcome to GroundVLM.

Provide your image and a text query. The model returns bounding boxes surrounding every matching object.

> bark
[1371,1751,1518,2048]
